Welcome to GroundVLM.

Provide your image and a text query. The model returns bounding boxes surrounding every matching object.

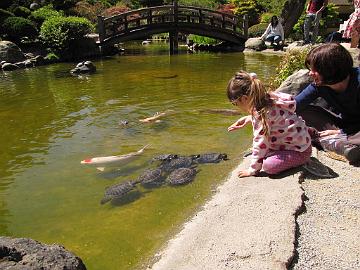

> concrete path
[149,156,304,270]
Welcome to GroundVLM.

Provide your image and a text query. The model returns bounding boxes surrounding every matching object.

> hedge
[2,16,38,41]
[40,16,94,54]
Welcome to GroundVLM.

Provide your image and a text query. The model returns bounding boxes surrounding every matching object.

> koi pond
[0,44,281,269]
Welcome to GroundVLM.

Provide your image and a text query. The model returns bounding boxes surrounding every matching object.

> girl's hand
[237,169,252,178]
[228,115,251,132]
[319,129,341,137]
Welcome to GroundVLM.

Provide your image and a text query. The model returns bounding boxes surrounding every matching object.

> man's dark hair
[305,43,353,85]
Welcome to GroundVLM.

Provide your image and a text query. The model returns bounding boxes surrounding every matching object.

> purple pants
[262,146,312,175]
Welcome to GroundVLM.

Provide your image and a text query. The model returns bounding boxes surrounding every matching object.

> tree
[280,0,307,37]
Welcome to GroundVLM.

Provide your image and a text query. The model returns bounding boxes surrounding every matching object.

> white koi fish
[81,145,149,171]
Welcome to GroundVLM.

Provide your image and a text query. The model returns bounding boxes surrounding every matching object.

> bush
[273,47,311,87]
[0,0,12,9]
[232,0,264,26]
[69,1,108,23]
[248,22,268,38]
[102,5,130,17]
[40,16,95,55]
[12,6,31,18]
[260,12,274,23]
[30,5,63,26]
[0,8,14,24]
[2,16,38,42]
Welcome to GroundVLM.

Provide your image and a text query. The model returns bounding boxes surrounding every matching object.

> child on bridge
[227,71,312,178]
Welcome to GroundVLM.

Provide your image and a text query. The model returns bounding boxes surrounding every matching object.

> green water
[0,48,281,269]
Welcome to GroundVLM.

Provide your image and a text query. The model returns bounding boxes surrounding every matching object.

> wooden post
[97,15,105,43]
[243,14,248,38]
[170,0,179,54]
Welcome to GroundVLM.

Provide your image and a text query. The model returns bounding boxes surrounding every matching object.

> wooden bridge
[97,2,248,54]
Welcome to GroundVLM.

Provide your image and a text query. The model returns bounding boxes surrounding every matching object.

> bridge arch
[97,4,248,53]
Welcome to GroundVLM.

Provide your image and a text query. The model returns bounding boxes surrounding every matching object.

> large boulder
[0,236,87,270]
[0,41,26,63]
[245,38,266,51]
[276,69,328,108]
[70,61,96,75]
[276,69,312,95]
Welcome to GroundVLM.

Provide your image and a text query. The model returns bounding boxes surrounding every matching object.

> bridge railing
[97,5,247,43]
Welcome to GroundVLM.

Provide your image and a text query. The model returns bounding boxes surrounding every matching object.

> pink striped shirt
[249,92,311,175]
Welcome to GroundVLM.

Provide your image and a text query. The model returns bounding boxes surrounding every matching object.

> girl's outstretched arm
[228,115,252,132]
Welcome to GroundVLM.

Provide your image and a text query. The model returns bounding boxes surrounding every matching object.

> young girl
[227,71,312,178]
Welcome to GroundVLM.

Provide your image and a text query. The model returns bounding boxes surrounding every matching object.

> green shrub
[231,0,264,26]
[0,8,14,24]
[2,16,38,42]
[260,12,274,23]
[273,47,311,87]
[0,0,12,9]
[12,6,31,18]
[30,5,63,26]
[40,16,95,55]
[45,52,60,63]
[248,22,268,38]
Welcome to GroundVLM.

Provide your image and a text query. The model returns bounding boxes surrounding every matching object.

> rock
[30,2,40,10]
[285,41,308,51]
[0,236,87,270]
[70,61,96,75]
[15,61,26,68]
[32,55,46,66]
[24,59,34,68]
[276,69,312,96]
[245,38,266,51]
[276,69,329,108]
[0,41,26,63]
[2,63,20,71]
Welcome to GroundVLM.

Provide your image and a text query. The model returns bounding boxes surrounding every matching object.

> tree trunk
[280,0,307,37]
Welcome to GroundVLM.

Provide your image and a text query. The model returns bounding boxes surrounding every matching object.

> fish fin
[138,144,150,153]
[97,167,105,172]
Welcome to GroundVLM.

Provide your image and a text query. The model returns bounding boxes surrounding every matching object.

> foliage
[256,0,286,14]
[188,34,218,44]
[102,5,130,17]
[0,8,14,24]
[70,1,108,23]
[273,47,311,87]
[231,0,264,26]
[41,0,79,11]
[248,22,268,38]
[2,16,38,42]
[291,3,340,40]
[12,6,31,18]
[216,3,235,14]
[30,5,63,26]
[40,16,94,55]
[45,52,60,62]
[260,12,275,23]
[0,0,12,9]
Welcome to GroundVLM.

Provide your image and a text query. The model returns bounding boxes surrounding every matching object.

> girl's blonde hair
[227,71,273,136]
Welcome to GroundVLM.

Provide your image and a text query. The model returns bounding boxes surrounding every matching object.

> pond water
[0,45,281,269]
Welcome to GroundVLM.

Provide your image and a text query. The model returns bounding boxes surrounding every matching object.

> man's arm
[294,84,319,112]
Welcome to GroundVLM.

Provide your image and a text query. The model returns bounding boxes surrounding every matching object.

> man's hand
[228,115,251,132]
[319,129,341,137]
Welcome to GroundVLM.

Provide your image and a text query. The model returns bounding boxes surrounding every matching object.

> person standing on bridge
[260,16,284,50]
[226,71,312,177]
